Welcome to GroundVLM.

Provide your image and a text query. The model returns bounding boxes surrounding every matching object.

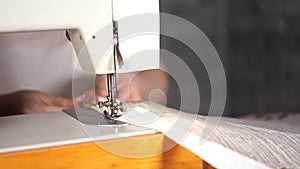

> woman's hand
[0,90,74,116]
[95,69,169,103]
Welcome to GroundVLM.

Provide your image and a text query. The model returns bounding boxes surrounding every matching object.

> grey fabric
[135,102,300,169]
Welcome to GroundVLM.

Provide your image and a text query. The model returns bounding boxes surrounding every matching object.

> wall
[161,0,300,116]
[229,0,300,116]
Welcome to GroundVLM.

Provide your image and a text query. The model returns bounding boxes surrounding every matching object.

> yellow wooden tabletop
[0,133,214,169]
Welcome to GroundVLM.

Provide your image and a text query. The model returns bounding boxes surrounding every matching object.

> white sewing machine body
[0,0,160,74]
[0,0,160,153]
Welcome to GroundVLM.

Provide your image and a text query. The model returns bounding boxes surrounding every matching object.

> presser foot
[98,97,123,120]
[76,95,123,120]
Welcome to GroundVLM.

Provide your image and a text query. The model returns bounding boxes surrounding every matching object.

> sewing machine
[0,0,160,119]
[0,0,161,160]
[0,1,214,168]
[0,1,186,167]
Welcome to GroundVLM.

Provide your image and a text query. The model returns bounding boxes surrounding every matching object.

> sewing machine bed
[0,108,210,169]
[0,109,156,154]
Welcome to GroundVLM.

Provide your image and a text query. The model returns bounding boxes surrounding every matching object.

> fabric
[119,102,300,169]
[0,31,78,98]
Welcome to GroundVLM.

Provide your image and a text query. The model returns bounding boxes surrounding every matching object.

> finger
[96,89,108,97]
[51,96,74,108]
[118,92,142,102]
[95,85,107,96]
[44,105,70,113]
[129,88,143,102]
[95,74,106,82]
[83,91,97,99]
[95,75,107,95]
[117,87,130,101]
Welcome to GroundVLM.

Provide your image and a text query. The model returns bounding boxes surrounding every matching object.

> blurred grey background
[161,0,300,116]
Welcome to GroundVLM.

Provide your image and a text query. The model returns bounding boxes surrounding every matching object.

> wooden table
[0,111,214,169]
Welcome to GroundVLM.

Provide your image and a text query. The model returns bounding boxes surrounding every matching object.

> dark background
[160,0,300,116]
